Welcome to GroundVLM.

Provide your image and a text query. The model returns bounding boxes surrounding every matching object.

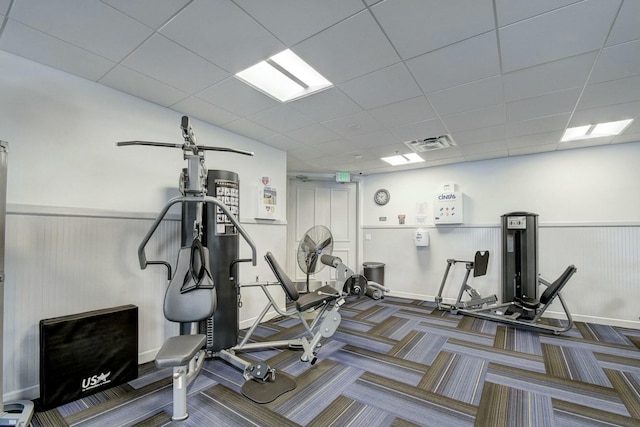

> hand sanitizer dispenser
[415,228,429,247]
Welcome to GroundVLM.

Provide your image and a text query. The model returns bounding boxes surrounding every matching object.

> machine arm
[138,195,257,272]
[116,140,254,157]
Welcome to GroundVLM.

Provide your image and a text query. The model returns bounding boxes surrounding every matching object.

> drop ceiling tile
[509,143,558,157]
[443,104,505,133]
[495,0,581,26]
[453,125,506,146]
[234,0,364,46]
[372,0,494,59]
[499,1,619,72]
[287,155,322,174]
[577,75,640,111]
[123,34,228,94]
[507,131,562,149]
[0,0,9,14]
[160,0,284,73]
[421,146,463,160]
[387,117,449,142]
[368,96,437,128]
[407,31,500,93]
[507,114,570,138]
[248,105,314,134]
[366,143,417,158]
[314,139,355,156]
[589,40,640,85]
[503,52,596,102]
[9,0,153,61]
[338,63,422,109]
[459,139,508,155]
[102,0,190,29]
[464,151,508,162]
[321,111,385,138]
[287,145,326,160]
[292,10,400,84]
[287,145,327,161]
[285,124,341,145]
[223,118,277,142]
[197,77,279,117]
[100,65,189,107]
[569,100,640,127]
[0,20,115,81]
[171,97,239,126]
[289,87,362,122]
[262,134,306,151]
[506,88,580,123]
[348,129,400,149]
[606,0,640,46]
[428,76,503,117]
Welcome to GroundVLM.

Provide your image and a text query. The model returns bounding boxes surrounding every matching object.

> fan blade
[307,253,319,272]
[300,234,317,253]
[318,236,332,251]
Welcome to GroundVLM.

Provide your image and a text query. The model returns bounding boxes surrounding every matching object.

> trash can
[363,262,385,285]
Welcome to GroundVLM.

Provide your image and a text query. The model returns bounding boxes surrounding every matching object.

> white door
[287,178,357,290]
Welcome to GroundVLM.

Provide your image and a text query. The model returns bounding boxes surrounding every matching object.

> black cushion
[296,285,340,311]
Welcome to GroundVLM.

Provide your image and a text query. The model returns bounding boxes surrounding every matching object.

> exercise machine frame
[435,251,496,312]
[457,265,577,334]
[121,117,343,413]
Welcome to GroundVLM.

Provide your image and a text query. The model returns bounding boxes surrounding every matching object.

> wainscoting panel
[4,211,180,400]
[363,224,639,328]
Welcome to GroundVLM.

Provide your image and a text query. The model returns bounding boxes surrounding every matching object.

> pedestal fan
[296,225,333,293]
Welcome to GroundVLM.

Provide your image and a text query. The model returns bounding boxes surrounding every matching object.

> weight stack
[203,170,240,352]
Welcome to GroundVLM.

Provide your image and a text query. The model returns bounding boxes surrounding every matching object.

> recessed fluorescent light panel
[381,153,425,166]
[561,119,633,142]
[235,49,332,102]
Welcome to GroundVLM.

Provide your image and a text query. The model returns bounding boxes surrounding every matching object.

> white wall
[0,51,287,400]
[361,143,640,328]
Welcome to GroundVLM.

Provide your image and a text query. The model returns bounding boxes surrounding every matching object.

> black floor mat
[241,373,296,404]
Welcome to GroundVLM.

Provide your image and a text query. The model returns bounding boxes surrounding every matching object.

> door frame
[286,174,362,287]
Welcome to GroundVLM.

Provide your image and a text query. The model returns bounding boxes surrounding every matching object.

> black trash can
[363,262,385,285]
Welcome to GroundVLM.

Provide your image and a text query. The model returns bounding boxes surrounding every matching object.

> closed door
[287,178,357,288]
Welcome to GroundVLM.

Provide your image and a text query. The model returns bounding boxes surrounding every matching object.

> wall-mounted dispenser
[415,228,429,246]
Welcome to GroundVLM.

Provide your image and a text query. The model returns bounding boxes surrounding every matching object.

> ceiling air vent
[404,135,456,152]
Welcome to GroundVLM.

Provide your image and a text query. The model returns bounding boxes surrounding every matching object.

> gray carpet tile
[31,296,640,426]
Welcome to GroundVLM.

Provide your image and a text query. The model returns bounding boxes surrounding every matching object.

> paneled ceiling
[1,0,639,175]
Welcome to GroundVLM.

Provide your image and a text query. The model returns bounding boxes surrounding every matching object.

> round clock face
[374,189,390,205]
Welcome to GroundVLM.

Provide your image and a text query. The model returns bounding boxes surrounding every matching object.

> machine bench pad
[155,334,206,368]
[296,285,340,311]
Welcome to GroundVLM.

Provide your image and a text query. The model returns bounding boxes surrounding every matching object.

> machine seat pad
[296,285,340,311]
[155,334,206,369]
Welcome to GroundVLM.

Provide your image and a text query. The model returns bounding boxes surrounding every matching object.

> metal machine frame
[457,265,577,334]
[121,117,342,390]
[435,251,496,312]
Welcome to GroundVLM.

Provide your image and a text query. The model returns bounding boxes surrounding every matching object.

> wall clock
[374,189,390,206]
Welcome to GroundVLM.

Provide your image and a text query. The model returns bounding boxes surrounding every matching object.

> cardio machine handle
[138,195,258,273]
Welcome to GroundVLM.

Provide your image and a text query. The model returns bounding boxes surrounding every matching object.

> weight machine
[435,249,578,334]
[119,116,344,414]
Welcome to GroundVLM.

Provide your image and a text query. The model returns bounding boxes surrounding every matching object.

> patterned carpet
[32,296,640,426]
